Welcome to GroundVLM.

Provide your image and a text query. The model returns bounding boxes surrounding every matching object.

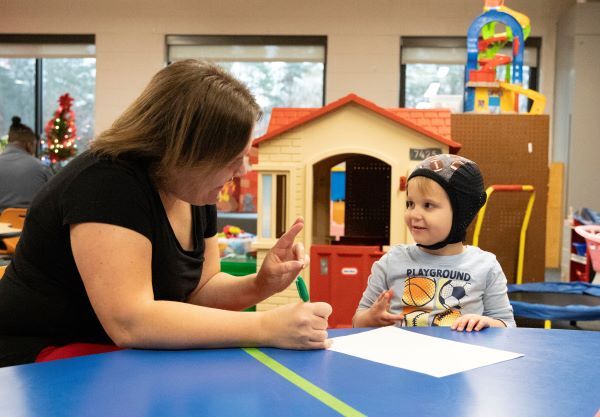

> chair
[2,237,19,253]
[0,208,26,255]
[0,208,27,229]
[0,265,6,279]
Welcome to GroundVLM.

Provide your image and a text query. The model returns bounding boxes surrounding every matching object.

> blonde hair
[91,60,261,182]
[407,176,438,196]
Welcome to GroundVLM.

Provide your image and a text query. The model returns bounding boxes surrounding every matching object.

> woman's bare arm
[70,223,331,350]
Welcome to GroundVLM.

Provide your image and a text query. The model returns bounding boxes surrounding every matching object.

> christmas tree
[44,93,79,165]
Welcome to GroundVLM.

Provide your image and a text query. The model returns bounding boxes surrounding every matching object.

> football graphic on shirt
[432,309,461,326]
[402,277,436,307]
[438,279,471,309]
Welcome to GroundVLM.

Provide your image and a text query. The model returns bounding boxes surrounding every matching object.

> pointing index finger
[272,218,304,249]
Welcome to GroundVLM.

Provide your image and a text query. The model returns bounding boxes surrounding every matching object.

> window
[259,172,288,240]
[167,35,326,137]
[0,35,96,156]
[275,174,287,238]
[42,58,96,152]
[261,174,273,239]
[400,37,540,113]
[0,58,35,151]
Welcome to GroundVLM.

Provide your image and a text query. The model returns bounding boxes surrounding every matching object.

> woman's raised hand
[256,217,310,294]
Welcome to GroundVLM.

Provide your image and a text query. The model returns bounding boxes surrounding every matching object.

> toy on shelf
[222,225,243,238]
[217,225,256,257]
[464,0,546,114]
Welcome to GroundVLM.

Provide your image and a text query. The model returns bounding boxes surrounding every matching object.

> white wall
[1,0,573,138]
[552,5,575,164]
[553,2,600,212]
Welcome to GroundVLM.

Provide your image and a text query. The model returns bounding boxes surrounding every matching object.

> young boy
[353,154,515,331]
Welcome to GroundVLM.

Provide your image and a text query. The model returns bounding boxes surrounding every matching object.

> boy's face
[404,178,453,246]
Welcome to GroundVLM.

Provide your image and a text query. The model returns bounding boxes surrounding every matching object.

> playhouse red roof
[254,93,459,152]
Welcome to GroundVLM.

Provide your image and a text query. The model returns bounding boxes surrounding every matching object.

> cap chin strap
[417,240,449,250]
[416,230,465,250]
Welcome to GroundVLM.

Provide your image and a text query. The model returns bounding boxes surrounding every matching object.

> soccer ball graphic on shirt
[438,279,471,309]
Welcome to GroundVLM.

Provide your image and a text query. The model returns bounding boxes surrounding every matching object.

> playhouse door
[343,156,390,245]
[310,244,384,328]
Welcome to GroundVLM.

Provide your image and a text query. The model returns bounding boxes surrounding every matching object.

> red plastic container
[310,245,384,328]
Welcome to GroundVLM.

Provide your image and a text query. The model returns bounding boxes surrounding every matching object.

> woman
[0,60,331,367]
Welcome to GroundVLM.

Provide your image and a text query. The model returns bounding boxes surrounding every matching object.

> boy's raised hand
[363,289,405,327]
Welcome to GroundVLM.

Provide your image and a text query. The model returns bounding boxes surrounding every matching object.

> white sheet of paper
[328,327,523,377]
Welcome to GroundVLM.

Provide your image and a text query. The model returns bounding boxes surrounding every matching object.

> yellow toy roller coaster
[465,0,546,114]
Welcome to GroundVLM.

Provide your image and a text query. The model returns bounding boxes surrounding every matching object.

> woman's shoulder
[69,151,146,177]
[31,151,157,218]
[58,151,151,193]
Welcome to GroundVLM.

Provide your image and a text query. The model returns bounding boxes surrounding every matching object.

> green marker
[295,276,310,302]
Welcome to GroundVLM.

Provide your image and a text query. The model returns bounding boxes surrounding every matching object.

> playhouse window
[400,36,540,113]
[260,173,288,240]
[261,174,272,238]
[276,175,287,238]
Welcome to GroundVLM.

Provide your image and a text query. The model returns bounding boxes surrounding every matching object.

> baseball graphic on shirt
[402,277,436,307]
[402,307,430,327]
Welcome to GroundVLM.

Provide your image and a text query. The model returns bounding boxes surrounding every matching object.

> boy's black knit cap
[407,154,487,250]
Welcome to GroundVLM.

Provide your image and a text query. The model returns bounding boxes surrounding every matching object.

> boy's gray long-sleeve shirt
[358,244,516,327]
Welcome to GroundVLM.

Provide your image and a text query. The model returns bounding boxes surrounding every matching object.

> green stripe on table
[243,348,366,417]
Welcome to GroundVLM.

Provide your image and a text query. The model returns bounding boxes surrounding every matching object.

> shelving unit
[569,220,593,282]
[216,212,257,235]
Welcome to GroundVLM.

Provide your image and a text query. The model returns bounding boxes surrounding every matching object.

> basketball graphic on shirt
[438,279,471,309]
[402,307,430,327]
[402,277,436,307]
[432,309,461,326]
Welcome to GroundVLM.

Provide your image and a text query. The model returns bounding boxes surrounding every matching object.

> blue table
[0,327,598,417]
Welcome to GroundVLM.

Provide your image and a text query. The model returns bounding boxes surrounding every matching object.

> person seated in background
[0,117,53,212]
